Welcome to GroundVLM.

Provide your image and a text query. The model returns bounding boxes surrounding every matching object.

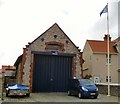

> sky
[0,0,119,68]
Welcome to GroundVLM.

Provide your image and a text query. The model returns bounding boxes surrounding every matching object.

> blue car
[6,84,30,97]
[67,78,98,99]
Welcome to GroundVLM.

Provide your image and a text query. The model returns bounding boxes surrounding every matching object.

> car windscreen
[80,79,94,86]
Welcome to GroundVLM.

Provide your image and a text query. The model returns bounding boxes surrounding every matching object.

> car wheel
[67,90,71,96]
[78,92,81,98]
[26,93,30,97]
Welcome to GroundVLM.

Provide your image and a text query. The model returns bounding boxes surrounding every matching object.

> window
[94,76,100,84]
[106,76,111,82]
[106,54,111,64]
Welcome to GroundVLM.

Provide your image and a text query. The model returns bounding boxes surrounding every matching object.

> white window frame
[106,76,111,82]
[106,54,111,64]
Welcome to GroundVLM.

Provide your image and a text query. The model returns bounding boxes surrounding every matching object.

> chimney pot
[104,34,111,41]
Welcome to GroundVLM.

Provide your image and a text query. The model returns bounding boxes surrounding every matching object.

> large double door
[32,54,72,92]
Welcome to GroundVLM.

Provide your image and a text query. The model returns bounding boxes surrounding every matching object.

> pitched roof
[87,40,117,53]
[30,23,79,49]
[14,55,22,67]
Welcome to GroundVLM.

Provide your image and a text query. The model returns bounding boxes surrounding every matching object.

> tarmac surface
[0,93,120,104]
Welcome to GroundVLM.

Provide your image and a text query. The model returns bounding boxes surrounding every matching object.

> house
[14,23,81,92]
[0,65,16,86]
[0,65,16,94]
[83,35,118,84]
[1,65,16,77]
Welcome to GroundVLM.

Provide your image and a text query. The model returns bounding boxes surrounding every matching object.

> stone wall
[16,62,22,84]
[96,84,120,97]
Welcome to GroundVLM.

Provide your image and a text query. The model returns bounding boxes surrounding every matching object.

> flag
[100,5,108,16]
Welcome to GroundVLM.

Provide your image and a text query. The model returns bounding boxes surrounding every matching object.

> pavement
[0,93,119,103]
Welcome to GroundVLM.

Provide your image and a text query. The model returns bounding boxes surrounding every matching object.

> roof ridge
[87,40,116,43]
[87,40,103,41]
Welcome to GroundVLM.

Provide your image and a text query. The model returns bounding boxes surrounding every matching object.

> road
[1,93,119,104]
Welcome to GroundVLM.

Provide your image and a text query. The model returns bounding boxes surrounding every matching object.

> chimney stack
[104,34,111,41]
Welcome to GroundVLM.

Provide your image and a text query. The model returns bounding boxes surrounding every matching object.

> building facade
[83,35,118,84]
[15,23,81,92]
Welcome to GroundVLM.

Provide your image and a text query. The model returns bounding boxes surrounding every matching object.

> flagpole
[107,3,110,96]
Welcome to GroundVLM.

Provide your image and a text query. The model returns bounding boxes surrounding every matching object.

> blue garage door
[32,54,73,92]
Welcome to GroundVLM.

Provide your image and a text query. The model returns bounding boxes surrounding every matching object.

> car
[67,78,98,99]
[6,84,30,97]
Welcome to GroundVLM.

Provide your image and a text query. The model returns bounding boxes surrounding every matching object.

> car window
[80,79,94,86]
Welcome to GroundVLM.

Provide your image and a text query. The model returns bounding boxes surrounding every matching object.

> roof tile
[87,40,117,53]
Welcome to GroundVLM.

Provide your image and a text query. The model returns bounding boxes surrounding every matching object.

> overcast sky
[0,0,119,68]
